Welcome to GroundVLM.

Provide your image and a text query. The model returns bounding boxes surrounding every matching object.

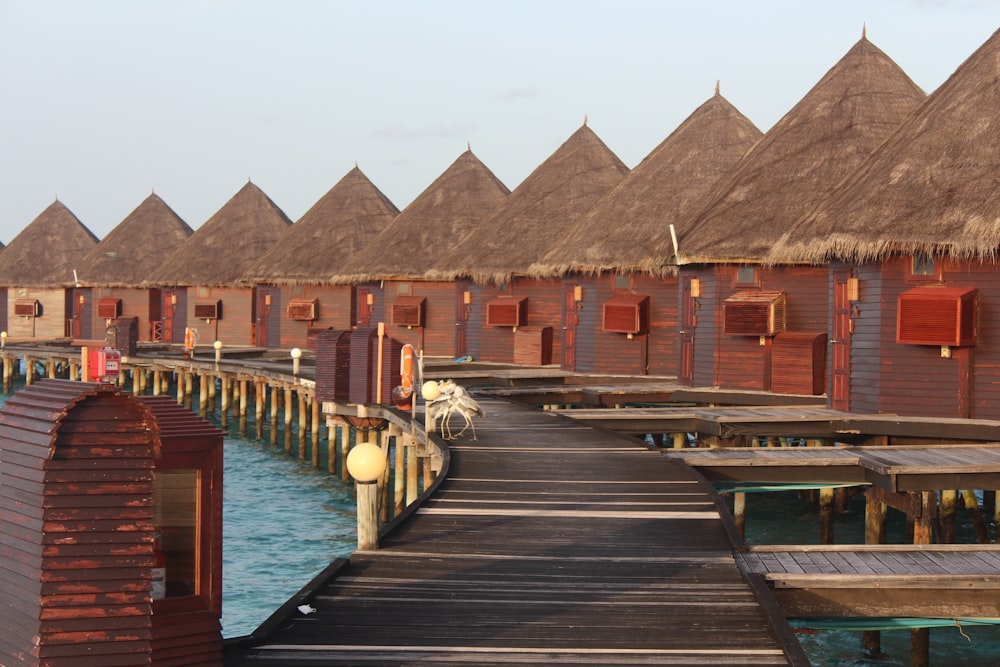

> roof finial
[862,23,867,40]
[583,114,588,127]
[467,140,471,152]
[715,80,720,96]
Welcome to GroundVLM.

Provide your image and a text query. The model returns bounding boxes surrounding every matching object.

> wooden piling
[406,433,418,506]
[862,493,888,657]
[256,382,265,441]
[962,489,991,543]
[220,377,229,428]
[284,387,293,452]
[392,425,405,517]
[239,379,248,436]
[733,492,746,539]
[298,391,307,459]
[819,487,835,544]
[200,374,209,418]
[177,370,186,405]
[270,384,279,446]
[311,397,320,466]
[341,424,351,482]
[940,490,957,543]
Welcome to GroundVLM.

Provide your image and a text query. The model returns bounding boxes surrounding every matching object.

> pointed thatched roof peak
[677,34,926,264]
[435,123,630,283]
[0,200,99,286]
[243,166,399,285]
[532,91,762,277]
[146,181,292,286]
[77,193,193,287]
[337,149,509,282]
[770,27,1000,264]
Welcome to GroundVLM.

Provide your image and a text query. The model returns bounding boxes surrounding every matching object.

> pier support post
[961,489,991,543]
[284,387,293,452]
[819,487,835,544]
[940,490,957,543]
[270,385,279,445]
[733,492,746,538]
[298,391,307,459]
[311,397,320,466]
[239,379,249,437]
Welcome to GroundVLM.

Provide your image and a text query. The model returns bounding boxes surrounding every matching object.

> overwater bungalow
[337,149,510,358]
[0,200,99,340]
[770,26,1000,419]
[434,123,629,365]
[144,182,292,347]
[532,88,761,375]
[241,167,398,349]
[74,193,193,342]
[674,33,925,393]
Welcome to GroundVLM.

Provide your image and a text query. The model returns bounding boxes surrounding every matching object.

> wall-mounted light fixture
[690,279,701,298]
[78,294,86,305]
[847,277,860,302]
[264,294,271,306]
[463,290,472,305]
[574,285,584,302]
[170,294,178,305]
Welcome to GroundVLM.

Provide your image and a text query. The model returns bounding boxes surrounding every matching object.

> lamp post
[213,340,222,368]
[345,441,387,550]
[290,347,302,376]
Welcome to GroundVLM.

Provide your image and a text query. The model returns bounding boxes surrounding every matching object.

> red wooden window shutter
[391,296,426,327]
[486,297,527,327]
[723,291,786,335]
[602,294,650,334]
[897,287,977,346]
[287,297,318,321]
[97,298,122,319]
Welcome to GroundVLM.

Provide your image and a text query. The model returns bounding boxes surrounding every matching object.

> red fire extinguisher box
[87,345,121,380]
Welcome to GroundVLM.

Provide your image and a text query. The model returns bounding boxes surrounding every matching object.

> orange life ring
[184,327,196,350]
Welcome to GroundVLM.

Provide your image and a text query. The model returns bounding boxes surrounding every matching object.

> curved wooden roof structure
[244,167,399,286]
[677,33,926,265]
[77,193,193,287]
[145,181,292,287]
[770,27,1000,264]
[0,200,99,287]
[338,149,509,283]
[433,123,629,284]
[533,88,762,278]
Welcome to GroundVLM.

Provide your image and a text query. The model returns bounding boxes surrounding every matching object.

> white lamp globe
[421,381,441,401]
[346,442,387,483]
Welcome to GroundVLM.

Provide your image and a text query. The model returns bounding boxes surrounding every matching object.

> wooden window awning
[14,298,39,317]
[897,287,977,347]
[287,297,318,321]
[194,300,221,321]
[602,294,650,334]
[97,298,122,319]
[723,291,786,336]
[391,296,426,327]
[486,297,527,327]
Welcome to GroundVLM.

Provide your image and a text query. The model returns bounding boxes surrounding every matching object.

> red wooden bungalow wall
[683,264,829,393]
[841,255,1000,420]
[185,286,253,347]
[471,277,563,365]
[269,284,356,351]
[383,280,470,359]
[561,274,679,376]
[81,287,161,342]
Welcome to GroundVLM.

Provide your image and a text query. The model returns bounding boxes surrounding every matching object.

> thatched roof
[145,182,292,286]
[0,200,99,287]
[770,28,1000,264]
[532,89,762,277]
[336,150,509,282]
[243,167,399,286]
[77,193,193,287]
[433,123,629,283]
[677,34,926,264]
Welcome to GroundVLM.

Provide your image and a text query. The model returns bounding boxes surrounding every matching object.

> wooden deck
[737,545,1000,618]
[224,397,808,666]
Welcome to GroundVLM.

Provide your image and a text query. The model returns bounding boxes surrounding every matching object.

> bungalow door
[832,270,852,411]
[562,283,577,371]
[455,286,467,358]
[679,278,696,385]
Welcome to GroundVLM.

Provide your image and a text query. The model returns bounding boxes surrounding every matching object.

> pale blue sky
[1,1,997,242]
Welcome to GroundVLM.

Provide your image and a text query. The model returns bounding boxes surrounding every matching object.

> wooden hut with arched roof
[434,123,629,365]
[674,32,925,393]
[145,182,292,347]
[769,27,1000,419]
[531,89,762,375]
[336,149,509,358]
[241,166,398,349]
[0,200,99,340]
[74,193,193,342]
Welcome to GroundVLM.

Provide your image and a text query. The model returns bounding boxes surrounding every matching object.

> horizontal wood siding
[462,282,485,361]
[279,285,355,350]
[689,267,718,388]
[846,264,882,413]
[94,288,154,342]
[475,279,562,364]
[6,288,65,339]
[947,260,1000,420]
[386,282,457,357]
[876,258,961,418]
[569,276,601,373]
[637,274,678,377]
[187,287,253,347]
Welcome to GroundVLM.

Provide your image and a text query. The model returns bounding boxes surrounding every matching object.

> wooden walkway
[224,397,808,666]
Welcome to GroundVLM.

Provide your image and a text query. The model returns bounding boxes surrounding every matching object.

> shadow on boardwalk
[224,397,808,666]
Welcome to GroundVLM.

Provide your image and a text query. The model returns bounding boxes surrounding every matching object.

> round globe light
[346,442,387,483]
[421,380,441,401]
[213,340,223,350]
[290,347,303,359]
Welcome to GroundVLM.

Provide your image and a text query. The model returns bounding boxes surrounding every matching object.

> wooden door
[455,286,467,358]
[162,289,176,343]
[832,270,852,411]
[255,287,276,348]
[679,278,696,385]
[562,283,577,371]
